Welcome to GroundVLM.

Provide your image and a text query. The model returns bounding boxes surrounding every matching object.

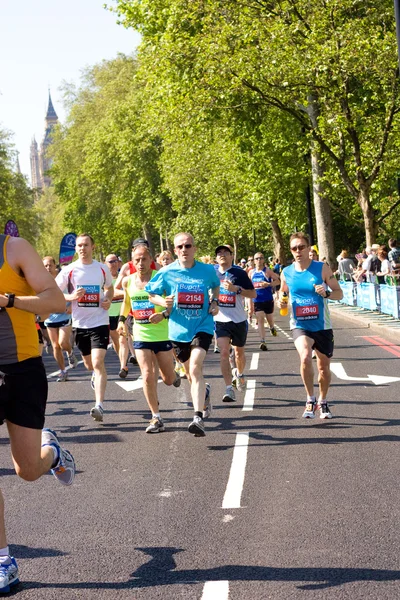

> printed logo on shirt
[78,285,101,307]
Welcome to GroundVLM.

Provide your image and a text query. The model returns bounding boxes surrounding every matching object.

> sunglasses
[107,259,118,263]
[290,244,307,252]
[176,244,193,250]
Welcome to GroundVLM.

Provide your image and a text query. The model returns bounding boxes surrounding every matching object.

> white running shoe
[56,370,68,382]
[302,401,316,419]
[68,352,78,369]
[319,403,333,419]
[90,405,104,422]
[146,417,165,433]
[41,428,76,486]
[0,557,19,593]
[188,415,205,437]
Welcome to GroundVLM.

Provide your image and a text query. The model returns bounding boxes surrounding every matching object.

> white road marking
[249,353,259,370]
[47,359,83,379]
[222,514,234,523]
[222,432,249,509]
[276,325,292,339]
[330,362,400,386]
[116,378,162,392]
[242,380,256,411]
[201,581,229,599]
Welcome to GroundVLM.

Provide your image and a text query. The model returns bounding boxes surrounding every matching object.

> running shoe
[146,417,165,433]
[176,365,186,378]
[270,327,278,337]
[222,386,236,403]
[173,372,181,388]
[302,401,317,419]
[90,405,104,422]
[90,371,95,390]
[129,355,138,365]
[233,369,246,392]
[203,383,211,418]
[213,346,220,354]
[259,341,268,351]
[56,370,68,382]
[41,428,76,486]
[231,368,237,388]
[312,350,317,360]
[319,403,332,419]
[119,368,128,379]
[188,415,205,437]
[67,352,78,369]
[0,557,19,593]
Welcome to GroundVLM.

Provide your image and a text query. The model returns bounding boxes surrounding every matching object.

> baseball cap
[132,237,149,248]
[215,244,234,254]
[240,258,246,263]
[371,244,380,250]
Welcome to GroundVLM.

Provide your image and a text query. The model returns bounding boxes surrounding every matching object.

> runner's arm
[316,264,343,300]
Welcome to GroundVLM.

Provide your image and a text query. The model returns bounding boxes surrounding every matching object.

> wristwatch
[5,294,15,308]
[236,286,242,295]
[162,310,169,319]
[325,290,331,298]
[211,298,219,306]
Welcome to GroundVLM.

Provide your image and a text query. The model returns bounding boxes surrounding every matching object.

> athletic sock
[307,395,316,403]
[152,413,161,420]
[195,411,203,419]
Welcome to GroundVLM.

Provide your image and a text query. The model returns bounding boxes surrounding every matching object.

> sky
[0,0,141,180]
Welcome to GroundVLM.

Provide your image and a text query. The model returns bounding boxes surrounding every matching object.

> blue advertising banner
[356,283,378,311]
[59,232,76,266]
[339,282,357,306]
[380,285,400,319]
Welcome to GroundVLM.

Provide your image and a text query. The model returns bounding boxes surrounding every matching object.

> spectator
[336,250,355,281]
[388,238,400,273]
[376,246,391,283]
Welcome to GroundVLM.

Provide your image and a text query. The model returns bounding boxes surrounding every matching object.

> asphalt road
[1,313,400,599]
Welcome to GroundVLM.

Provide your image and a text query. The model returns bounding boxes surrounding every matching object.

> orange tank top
[0,234,39,364]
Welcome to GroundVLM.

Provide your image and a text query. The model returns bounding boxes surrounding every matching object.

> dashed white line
[222,432,249,509]
[249,352,259,370]
[276,325,292,340]
[201,581,229,599]
[201,581,229,600]
[242,380,256,412]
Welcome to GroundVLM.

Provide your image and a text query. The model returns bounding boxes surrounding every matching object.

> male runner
[42,256,77,382]
[56,234,113,422]
[0,234,75,593]
[250,252,280,349]
[214,244,256,402]
[146,232,220,437]
[118,244,180,433]
[278,232,343,419]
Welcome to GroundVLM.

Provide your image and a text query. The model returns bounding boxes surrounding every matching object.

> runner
[278,232,343,419]
[56,233,113,422]
[105,253,126,378]
[118,244,180,433]
[158,250,174,267]
[42,256,77,382]
[214,244,256,402]
[250,252,280,350]
[146,232,220,437]
[0,234,75,593]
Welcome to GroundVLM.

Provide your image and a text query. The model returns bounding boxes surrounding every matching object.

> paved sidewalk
[329,301,400,344]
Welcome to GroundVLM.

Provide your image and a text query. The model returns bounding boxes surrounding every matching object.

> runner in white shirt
[56,234,113,422]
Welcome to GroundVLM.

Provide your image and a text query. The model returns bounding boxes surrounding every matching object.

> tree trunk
[142,223,155,257]
[270,219,286,266]
[306,93,336,268]
[358,187,377,246]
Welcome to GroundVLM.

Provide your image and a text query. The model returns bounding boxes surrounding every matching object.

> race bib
[131,299,155,324]
[177,283,204,310]
[219,292,236,308]
[78,285,100,307]
[253,282,265,289]
[295,304,319,320]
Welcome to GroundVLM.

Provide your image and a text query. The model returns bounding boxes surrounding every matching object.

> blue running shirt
[283,261,332,331]
[145,261,220,342]
[251,268,274,302]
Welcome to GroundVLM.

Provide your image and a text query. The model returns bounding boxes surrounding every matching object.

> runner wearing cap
[214,244,256,402]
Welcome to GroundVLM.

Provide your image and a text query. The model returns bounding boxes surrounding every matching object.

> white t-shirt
[56,260,113,329]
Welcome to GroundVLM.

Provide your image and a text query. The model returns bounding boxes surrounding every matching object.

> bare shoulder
[7,237,37,270]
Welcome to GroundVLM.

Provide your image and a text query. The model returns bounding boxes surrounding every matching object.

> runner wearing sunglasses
[278,232,343,419]
[145,232,220,437]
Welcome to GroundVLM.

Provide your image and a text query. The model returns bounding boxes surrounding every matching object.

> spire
[45,90,58,122]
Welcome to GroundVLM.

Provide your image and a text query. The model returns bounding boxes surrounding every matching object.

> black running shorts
[0,357,47,429]
[215,320,248,347]
[292,328,334,358]
[109,316,119,331]
[75,325,110,356]
[254,300,274,315]
[172,332,213,364]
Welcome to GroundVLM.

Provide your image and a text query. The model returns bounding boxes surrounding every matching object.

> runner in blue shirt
[146,232,220,437]
[278,232,343,420]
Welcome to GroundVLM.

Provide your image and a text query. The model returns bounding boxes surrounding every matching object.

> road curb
[329,302,400,345]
